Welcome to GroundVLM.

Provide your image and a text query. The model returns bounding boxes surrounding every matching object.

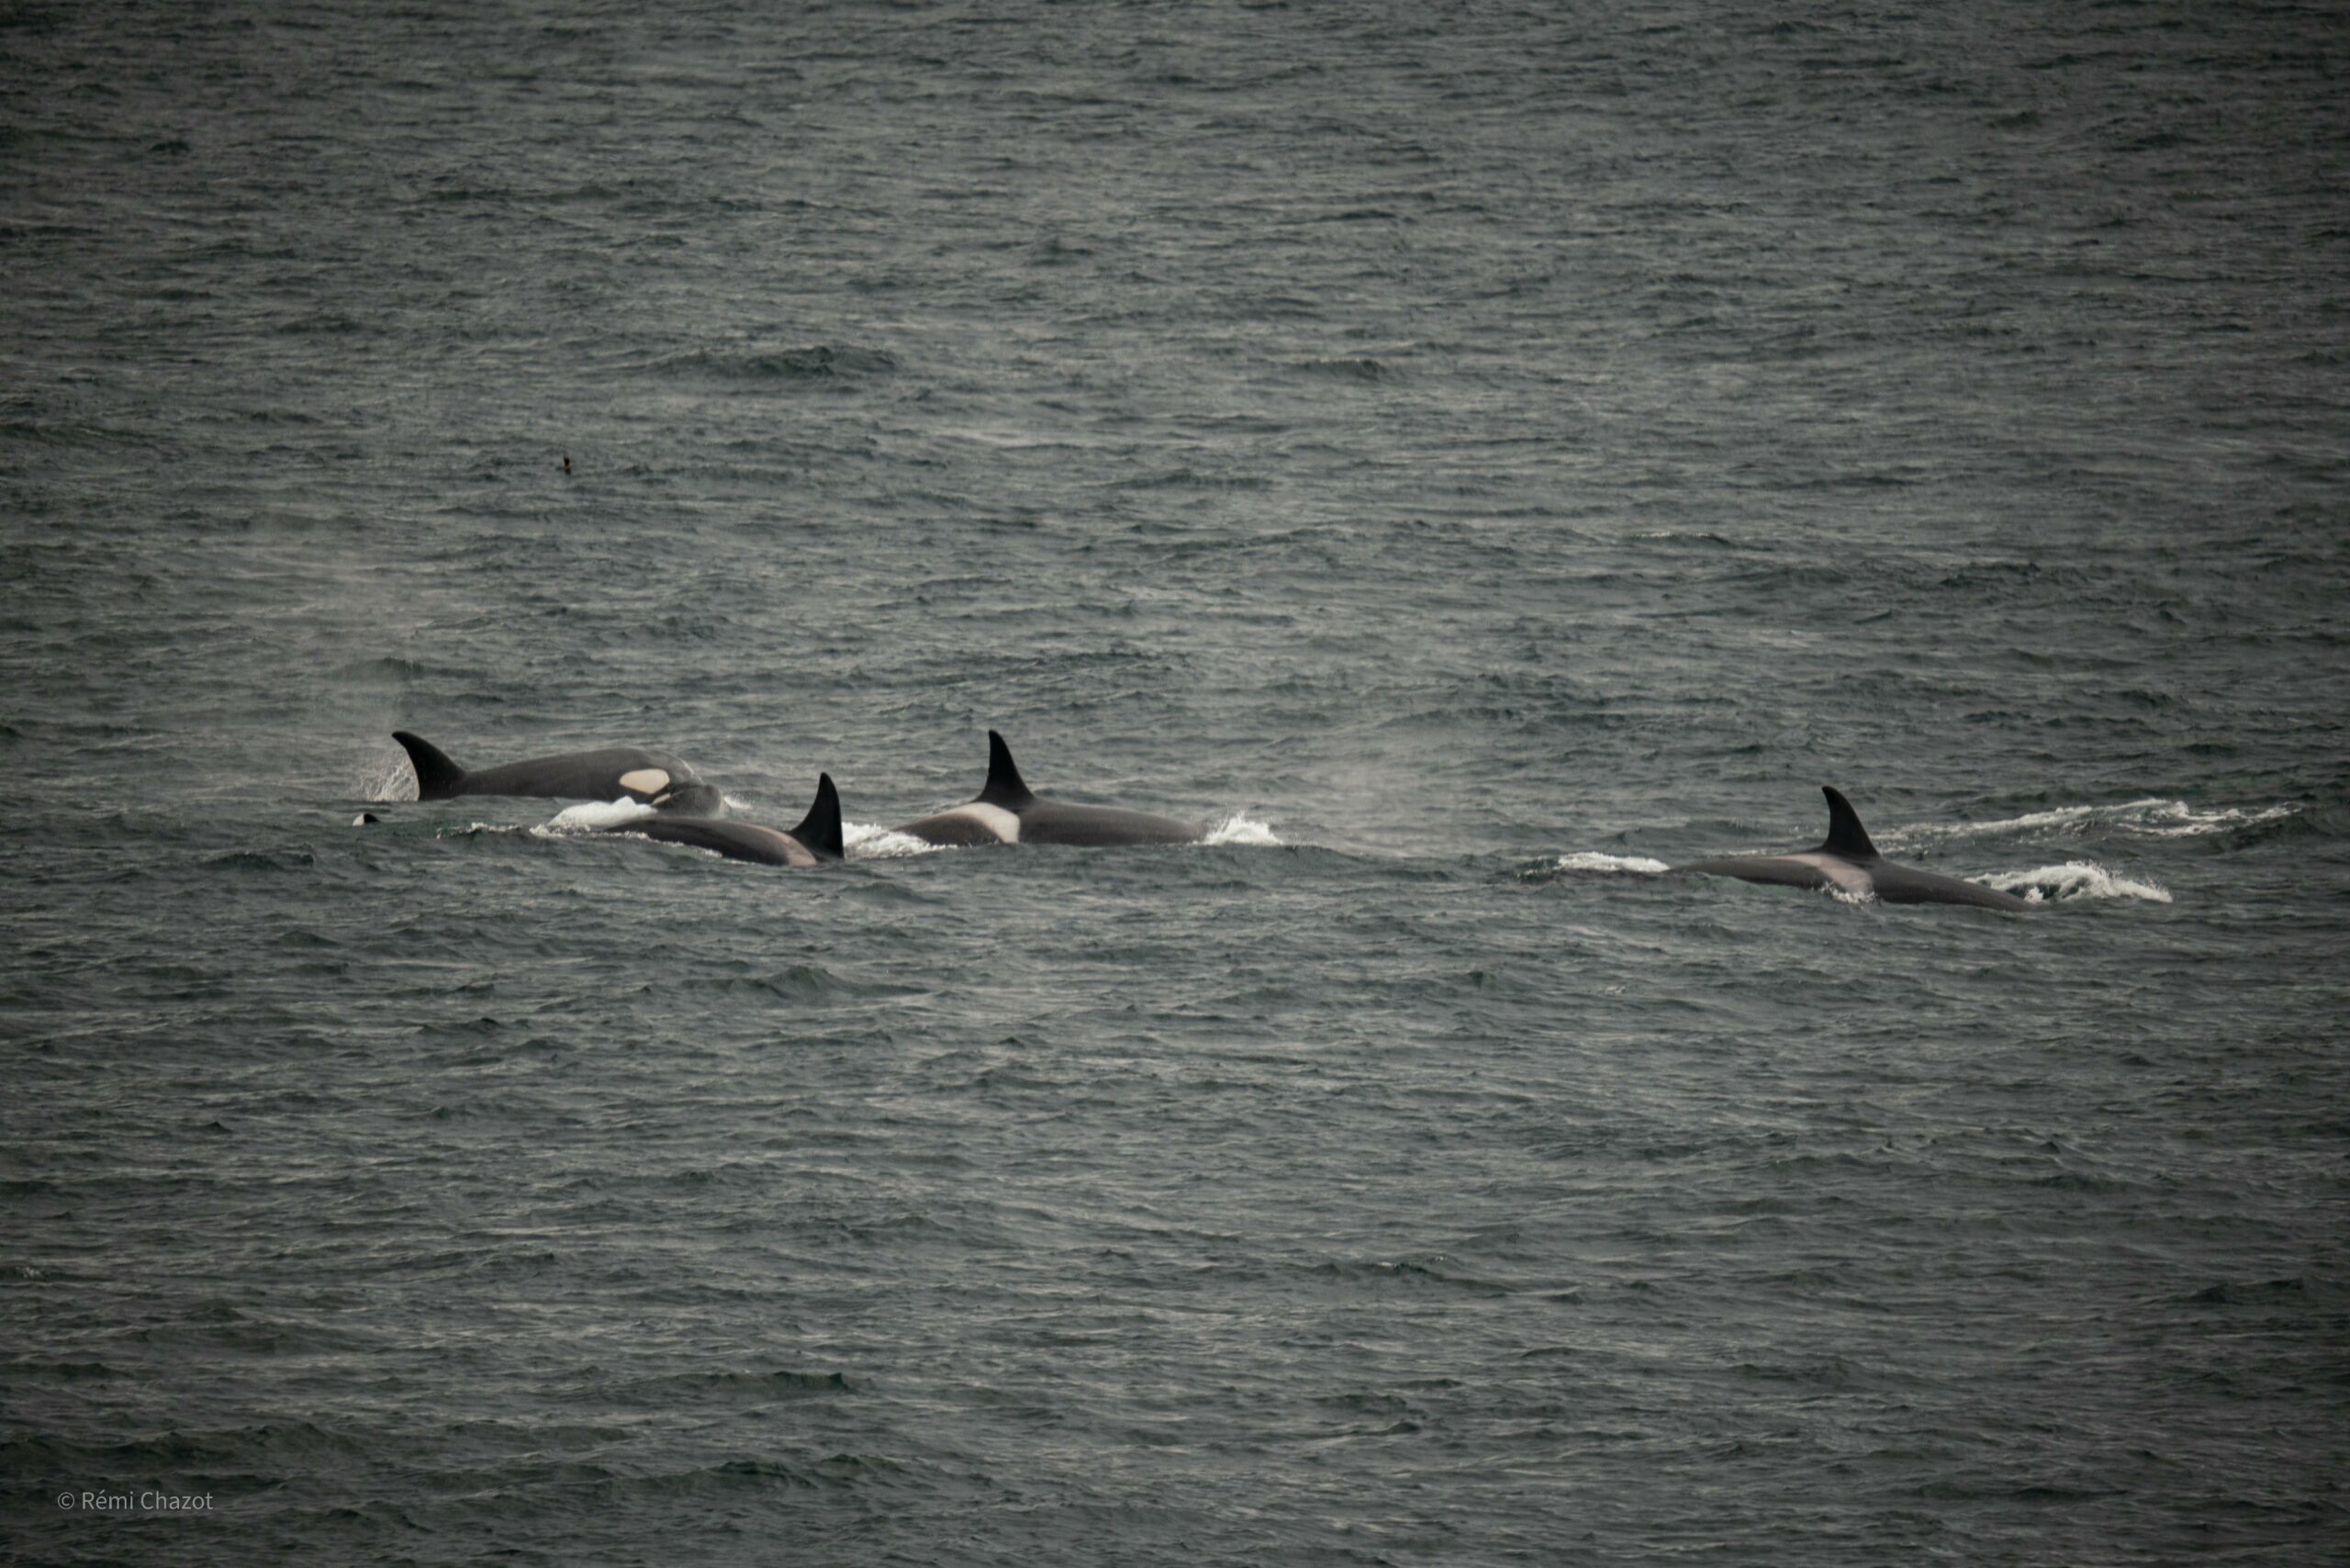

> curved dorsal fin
[393,731,467,800]
[978,730,1035,809]
[1818,786,1879,859]
[789,772,845,861]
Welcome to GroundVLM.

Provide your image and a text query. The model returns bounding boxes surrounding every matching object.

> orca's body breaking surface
[394,731,722,814]
[598,774,844,868]
[897,732,1203,847]
[1668,787,2032,911]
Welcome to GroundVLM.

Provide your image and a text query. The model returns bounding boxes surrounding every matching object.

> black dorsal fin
[393,732,467,800]
[978,730,1036,809]
[1818,786,1880,859]
[790,772,845,861]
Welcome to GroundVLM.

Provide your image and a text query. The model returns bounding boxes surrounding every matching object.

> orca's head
[651,782,724,815]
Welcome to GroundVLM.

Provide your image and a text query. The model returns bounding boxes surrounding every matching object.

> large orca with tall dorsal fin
[594,773,844,867]
[896,731,1203,847]
[1667,787,2033,910]
[393,731,722,814]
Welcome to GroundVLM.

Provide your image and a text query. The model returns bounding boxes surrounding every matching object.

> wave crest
[1927,799,2291,842]
[1985,861,2173,903]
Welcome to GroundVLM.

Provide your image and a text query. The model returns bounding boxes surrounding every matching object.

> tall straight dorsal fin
[978,730,1036,809]
[1818,786,1879,859]
[789,772,845,861]
[393,732,467,800]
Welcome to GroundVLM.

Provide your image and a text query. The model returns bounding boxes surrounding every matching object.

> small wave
[1985,861,2172,904]
[2176,1276,2311,1307]
[1293,356,1389,382]
[611,1368,853,1402]
[1929,799,2292,841]
[201,848,315,873]
[934,423,1091,451]
[1307,1257,1511,1297]
[1204,812,1280,846]
[1107,467,1270,491]
[714,965,872,1002]
[1627,530,1738,549]
[655,344,899,383]
[332,655,435,683]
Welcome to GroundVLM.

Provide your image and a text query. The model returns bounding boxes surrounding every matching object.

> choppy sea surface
[6,2,2347,1562]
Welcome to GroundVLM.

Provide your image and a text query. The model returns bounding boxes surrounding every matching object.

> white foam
[844,821,948,859]
[545,798,660,831]
[1984,860,2174,904]
[1550,852,1671,875]
[1204,812,1281,846]
[1921,799,2292,842]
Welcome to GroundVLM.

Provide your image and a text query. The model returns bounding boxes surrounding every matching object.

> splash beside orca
[1668,787,2033,911]
[394,731,722,815]
[896,731,1203,847]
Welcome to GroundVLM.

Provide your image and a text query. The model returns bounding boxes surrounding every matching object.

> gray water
[5,2,2347,1563]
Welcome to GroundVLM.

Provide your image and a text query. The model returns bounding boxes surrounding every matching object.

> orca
[897,731,1203,847]
[1668,787,2033,911]
[596,773,844,868]
[393,731,722,814]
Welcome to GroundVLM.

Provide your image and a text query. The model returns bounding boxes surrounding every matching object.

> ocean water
[5,2,2347,1562]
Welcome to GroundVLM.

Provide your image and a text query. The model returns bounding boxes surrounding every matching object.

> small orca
[597,774,844,867]
[1668,787,2033,911]
[393,731,722,814]
[897,731,1203,847]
